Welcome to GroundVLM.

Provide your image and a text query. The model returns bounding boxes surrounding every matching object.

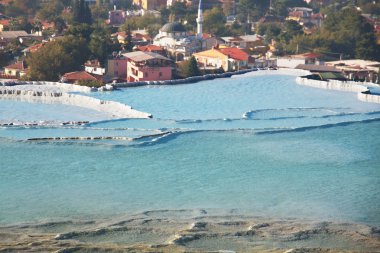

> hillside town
[0,0,380,85]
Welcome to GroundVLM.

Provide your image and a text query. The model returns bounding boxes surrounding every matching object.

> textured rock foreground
[0,209,379,252]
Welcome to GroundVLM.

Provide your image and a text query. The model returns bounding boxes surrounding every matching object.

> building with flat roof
[123,51,173,82]
[277,53,322,68]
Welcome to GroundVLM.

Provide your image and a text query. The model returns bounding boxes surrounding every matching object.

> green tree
[37,0,64,22]
[203,7,226,35]
[0,49,12,68]
[169,1,188,21]
[66,23,94,41]
[8,17,33,33]
[124,25,134,52]
[113,0,132,9]
[27,36,90,81]
[285,7,380,60]
[273,0,309,17]
[280,20,303,42]
[54,17,67,35]
[181,56,200,77]
[4,0,40,17]
[122,14,161,30]
[257,23,282,43]
[72,0,92,25]
[355,32,379,60]
[238,0,269,22]
[89,30,109,64]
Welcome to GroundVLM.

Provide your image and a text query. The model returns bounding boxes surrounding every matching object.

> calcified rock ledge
[0,84,152,119]
[0,209,379,253]
[296,77,380,104]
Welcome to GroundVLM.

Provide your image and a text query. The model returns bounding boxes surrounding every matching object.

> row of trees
[285,8,380,60]
[26,1,121,81]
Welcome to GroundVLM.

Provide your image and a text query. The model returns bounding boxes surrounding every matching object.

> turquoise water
[0,74,379,226]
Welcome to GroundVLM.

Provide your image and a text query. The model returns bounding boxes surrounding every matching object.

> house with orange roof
[113,30,151,46]
[136,44,166,56]
[3,61,28,78]
[22,42,46,55]
[220,35,266,54]
[193,46,252,72]
[0,19,10,32]
[40,20,55,31]
[61,71,104,84]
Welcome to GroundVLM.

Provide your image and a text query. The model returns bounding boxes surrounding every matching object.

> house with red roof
[220,35,266,54]
[113,29,151,46]
[0,19,10,32]
[136,44,166,56]
[61,71,104,84]
[2,60,28,78]
[22,42,46,55]
[193,46,252,72]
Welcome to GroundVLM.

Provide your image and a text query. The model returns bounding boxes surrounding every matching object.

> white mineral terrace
[296,77,380,104]
[0,83,152,119]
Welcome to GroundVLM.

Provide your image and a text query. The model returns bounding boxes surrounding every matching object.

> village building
[201,33,222,51]
[193,46,252,72]
[153,22,199,60]
[22,42,46,56]
[325,59,380,82]
[153,0,205,60]
[0,30,37,42]
[114,29,151,46]
[136,44,166,56]
[61,71,103,84]
[277,53,322,68]
[2,60,28,79]
[84,60,106,76]
[107,9,126,26]
[295,64,341,73]
[106,55,128,81]
[0,19,10,32]
[220,34,266,54]
[287,7,324,27]
[0,31,42,50]
[132,0,167,10]
[126,9,161,18]
[122,51,173,82]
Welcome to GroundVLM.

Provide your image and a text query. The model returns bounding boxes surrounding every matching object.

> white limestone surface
[0,84,152,119]
[233,68,311,78]
[358,92,380,104]
[296,77,380,104]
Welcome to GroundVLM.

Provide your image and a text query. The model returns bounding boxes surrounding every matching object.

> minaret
[196,0,203,38]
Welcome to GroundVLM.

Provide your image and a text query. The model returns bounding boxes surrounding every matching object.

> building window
[145,72,148,77]
[159,72,162,77]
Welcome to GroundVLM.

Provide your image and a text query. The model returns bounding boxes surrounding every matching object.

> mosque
[153,0,206,61]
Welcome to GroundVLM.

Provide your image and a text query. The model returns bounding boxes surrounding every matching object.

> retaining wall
[113,69,255,88]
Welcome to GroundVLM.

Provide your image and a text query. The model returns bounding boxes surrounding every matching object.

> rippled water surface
[0,73,379,226]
